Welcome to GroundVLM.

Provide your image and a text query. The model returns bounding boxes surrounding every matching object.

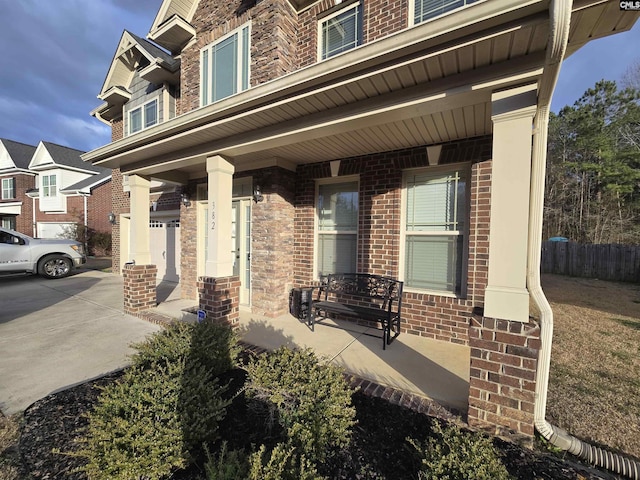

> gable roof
[60,170,112,194]
[97,30,179,102]
[29,141,106,174]
[0,139,37,170]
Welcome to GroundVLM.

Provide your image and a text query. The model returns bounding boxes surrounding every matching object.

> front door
[198,199,251,307]
[232,199,251,307]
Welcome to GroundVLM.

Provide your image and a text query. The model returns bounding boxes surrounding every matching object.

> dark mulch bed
[17,370,618,480]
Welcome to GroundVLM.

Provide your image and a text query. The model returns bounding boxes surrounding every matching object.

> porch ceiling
[82,0,638,181]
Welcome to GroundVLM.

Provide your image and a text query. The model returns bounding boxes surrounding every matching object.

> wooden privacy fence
[541,241,640,283]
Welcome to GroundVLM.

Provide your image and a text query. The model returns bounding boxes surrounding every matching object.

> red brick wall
[294,137,492,345]
[111,168,129,275]
[123,264,157,313]
[87,181,112,234]
[34,196,85,225]
[198,275,240,327]
[0,173,36,235]
[468,315,541,439]
[298,0,409,68]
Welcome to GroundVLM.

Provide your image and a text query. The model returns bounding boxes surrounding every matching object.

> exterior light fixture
[108,212,116,225]
[180,191,191,207]
[253,185,264,203]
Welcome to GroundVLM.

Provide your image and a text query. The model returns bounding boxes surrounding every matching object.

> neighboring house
[26,141,112,248]
[83,0,639,440]
[0,139,37,235]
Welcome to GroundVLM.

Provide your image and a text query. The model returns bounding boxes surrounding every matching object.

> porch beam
[204,155,235,278]
[484,83,537,323]
[128,174,152,265]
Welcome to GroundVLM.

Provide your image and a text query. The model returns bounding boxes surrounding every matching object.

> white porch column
[205,155,235,278]
[128,174,151,265]
[484,84,537,322]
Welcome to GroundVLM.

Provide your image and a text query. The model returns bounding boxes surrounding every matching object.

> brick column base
[123,264,157,314]
[198,275,240,327]
[468,314,541,442]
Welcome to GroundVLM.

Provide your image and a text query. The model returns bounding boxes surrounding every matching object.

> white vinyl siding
[412,0,480,25]
[317,181,358,277]
[41,174,57,198]
[1,178,14,199]
[129,98,158,135]
[403,167,467,294]
[201,23,251,106]
[319,3,362,60]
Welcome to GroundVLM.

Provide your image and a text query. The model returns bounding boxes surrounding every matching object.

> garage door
[150,218,181,283]
[37,222,76,239]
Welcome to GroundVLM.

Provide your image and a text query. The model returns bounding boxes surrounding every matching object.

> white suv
[0,227,86,279]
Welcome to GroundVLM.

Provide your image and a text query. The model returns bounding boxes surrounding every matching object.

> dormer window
[318,2,362,60]
[129,98,158,135]
[200,23,251,106]
[42,174,57,197]
[412,0,480,25]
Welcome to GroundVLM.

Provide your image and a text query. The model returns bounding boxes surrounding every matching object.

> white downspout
[529,1,639,477]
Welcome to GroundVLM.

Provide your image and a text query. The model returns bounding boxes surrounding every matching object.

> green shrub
[409,421,513,480]
[244,347,356,465]
[82,322,239,480]
[131,320,239,376]
[203,442,250,480]
[247,443,325,480]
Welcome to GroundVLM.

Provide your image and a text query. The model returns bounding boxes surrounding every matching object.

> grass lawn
[540,274,640,459]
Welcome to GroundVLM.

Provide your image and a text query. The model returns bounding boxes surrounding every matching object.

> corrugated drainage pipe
[529,1,640,478]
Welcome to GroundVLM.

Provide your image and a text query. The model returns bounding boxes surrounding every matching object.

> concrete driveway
[0,264,162,415]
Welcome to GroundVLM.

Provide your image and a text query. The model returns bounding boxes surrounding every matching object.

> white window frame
[314,176,360,279]
[409,0,481,27]
[200,22,251,107]
[399,164,469,296]
[128,98,158,135]
[1,216,16,230]
[41,174,57,198]
[317,2,362,61]
[1,178,14,199]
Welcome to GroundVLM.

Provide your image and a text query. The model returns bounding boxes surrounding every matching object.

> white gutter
[529,1,640,477]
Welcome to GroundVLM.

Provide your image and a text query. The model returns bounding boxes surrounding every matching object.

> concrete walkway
[0,267,161,415]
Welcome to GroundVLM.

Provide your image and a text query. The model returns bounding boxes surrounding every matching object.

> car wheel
[38,255,72,279]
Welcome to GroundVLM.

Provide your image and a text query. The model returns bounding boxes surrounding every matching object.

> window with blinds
[413,0,480,25]
[319,3,362,60]
[317,181,358,276]
[403,167,467,293]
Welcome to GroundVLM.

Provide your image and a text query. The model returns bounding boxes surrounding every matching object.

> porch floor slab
[145,297,470,414]
[239,312,471,413]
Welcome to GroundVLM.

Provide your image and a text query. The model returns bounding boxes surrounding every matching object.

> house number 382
[210,200,216,230]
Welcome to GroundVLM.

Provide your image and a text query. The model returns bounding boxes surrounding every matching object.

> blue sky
[0,0,638,153]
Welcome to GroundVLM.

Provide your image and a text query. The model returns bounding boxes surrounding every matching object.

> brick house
[0,139,113,254]
[0,139,37,235]
[82,0,638,439]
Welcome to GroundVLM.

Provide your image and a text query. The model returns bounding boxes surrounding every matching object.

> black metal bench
[309,273,403,350]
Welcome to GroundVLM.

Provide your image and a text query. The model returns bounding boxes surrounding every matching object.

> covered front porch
[148,282,471,416]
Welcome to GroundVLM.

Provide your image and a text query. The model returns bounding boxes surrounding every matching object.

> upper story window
[412,0,480,25]
[316,179,359,277]
[201,23,251,106]
[41,174,57,198]
[129,98,158,135]
[401,166,468,295]
[318,2,362,60]
[1,178,15,200]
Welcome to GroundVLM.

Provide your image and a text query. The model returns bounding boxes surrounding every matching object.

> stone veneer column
[198,275,240,327]
[468,315,541,441]
[123,264,158,314]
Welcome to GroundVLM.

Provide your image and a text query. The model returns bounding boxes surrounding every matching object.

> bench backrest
[322,273,403,312]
